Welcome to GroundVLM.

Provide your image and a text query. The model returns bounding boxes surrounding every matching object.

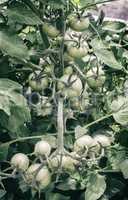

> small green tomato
[34,140,51,157]
[41,102,53,116]
[29,71,49,91]
[43,23,60,38]
[11,153,29,171]
[67,46,88,59]
[87,66,106,89]
[93,135,111,147]
[58,74,83,98]
[64,66,73,75]
[74,135,94,154]
[26,163,41,183]
[49,155,77,172]
[35,166,51,189]
[69,15,90,32]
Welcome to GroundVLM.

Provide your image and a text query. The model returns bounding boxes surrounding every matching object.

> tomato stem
[84,113,113,129]
[80,0,117,11]
[57,97,64,153]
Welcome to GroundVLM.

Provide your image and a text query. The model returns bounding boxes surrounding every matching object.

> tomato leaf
[6,2,42,25]
[0,189,6,199]
[0,79,31,137]
[46,192,70,200]
[85,173,106,200]
[0,30,29,59]
[75,125,88,139]
[105,178,125,198]
[0,143,9,160]
[107,144,126,170]
[102,21,126,33]
[90,38,123,70]
[111,96,128,125]
[119,159,128,179]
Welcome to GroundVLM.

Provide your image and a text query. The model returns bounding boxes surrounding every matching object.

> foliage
[0,0,128,199]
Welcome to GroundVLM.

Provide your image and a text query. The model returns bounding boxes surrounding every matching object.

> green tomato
[74,135,94,154]
[43,23,60,38]
[64,66,73,75]
[112,34,120,42]
[26,163,41,183]
[41,102,53,116]
[64,52,74,63]
[58,74,83,98]
[93,135,111,147]
[70,96,89,111]
[29,71,49,91]
[87,67,106,89]
[11,153,29,171]
[36,166,51,189]
[49,155,77,172]
[44,65,54,74]
[26,164,51,189]
[69,15,89,32]
[34,140,51,157]
[123,34,128,41]
[67,46,88,59]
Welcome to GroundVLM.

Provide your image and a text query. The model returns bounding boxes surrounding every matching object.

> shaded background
[99,0,128,20]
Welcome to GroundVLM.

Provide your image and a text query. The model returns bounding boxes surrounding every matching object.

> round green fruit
[26,163,41,183]
[87,67,106,89]
[64,66,73,75]
[67,46,88,59]
[93,135,111,147]
[29,71,49,91]
[34,140,51,157]
[35,166,51,189]
[58,74,83,98]
[11,153,29,171]
[74,135,94,154]
[49,155,77,172]
[43,23,60,38]
[69,15,89,32]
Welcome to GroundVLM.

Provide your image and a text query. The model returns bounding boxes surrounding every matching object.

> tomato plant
[0,0,128,200]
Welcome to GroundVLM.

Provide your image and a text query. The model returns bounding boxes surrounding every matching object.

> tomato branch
[80,0,118,11]
[0,134,56,149]
[57,98,64,153]
[84,113,113,129]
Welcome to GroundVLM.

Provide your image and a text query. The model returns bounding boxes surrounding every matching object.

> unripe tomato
[11,153,29,171]
[93,135,111,147]
[70,152,80,164]
[69,15,90,32]
[29,71,49,91]
[64,66,73,75]
[41,102,53,116]
[70,97,81,110]
[67,46,88,59]
[64,52,74,62]
[74,135,94,154]
[123,34,128,41]
[49,155,77,172]
[112,34,120,42]
[36,166,51,189]
[43,23,60,38]
[34,140,51,157]
[119,159,128,179]
[26,164,51,189]
[44,65,54,74]
[89,140,101,155]
[87,67,106,89]
[70,96,89,111]
[26,163,41,183]
[58,74,83,98]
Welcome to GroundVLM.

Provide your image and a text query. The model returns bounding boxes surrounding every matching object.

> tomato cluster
[10,133,112,190]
